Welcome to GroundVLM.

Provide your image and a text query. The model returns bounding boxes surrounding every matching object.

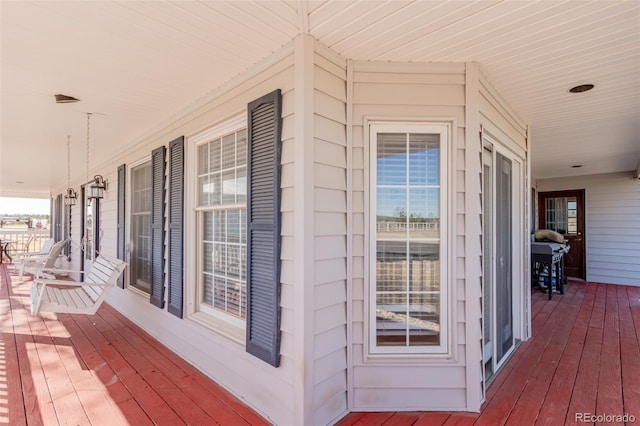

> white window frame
[368,121,450,356]
[186,115,248,340]
[126,157,153,298]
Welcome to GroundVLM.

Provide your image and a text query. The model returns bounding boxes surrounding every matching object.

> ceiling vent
[55,94,79,103]
[569,84,594,93]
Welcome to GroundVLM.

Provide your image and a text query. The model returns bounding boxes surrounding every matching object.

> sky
[0,197,50,215]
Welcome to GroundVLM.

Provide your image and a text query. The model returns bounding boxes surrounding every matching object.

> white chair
[13,238,54,268]
[18,239,67,280]
[30,254,127,315]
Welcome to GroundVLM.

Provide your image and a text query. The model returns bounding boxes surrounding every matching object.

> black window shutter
[80,185,85,277]
[246,89,283,367]
[63,202,70,257]
[93,199,101,256]
[150,146,166,308]
[116,164,126,288]
[167,137,184,318]
[54,194,62,242]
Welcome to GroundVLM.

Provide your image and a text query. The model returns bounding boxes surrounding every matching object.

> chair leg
[30,285,40,315]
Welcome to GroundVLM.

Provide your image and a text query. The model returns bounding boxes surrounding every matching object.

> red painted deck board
[535,281,595,425]
[565,283,606,425]
[0,263,265,426]
[337,280,640,426]
[505,283,584,425]
[3,263,640,426]
[595,284,624,425]
[620,286,640,419]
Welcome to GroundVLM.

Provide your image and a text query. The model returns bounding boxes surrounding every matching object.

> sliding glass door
[495,152,513,364]
[483,142,522,384]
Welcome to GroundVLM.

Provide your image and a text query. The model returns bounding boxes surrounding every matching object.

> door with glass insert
[538,190,585,279]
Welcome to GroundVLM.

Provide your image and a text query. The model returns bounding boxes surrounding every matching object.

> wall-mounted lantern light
[89,174,107,199]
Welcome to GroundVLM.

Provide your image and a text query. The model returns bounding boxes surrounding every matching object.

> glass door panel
[482,152,494,380]
[495,153,513,364]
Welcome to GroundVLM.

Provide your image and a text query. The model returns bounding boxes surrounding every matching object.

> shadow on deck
[0,262,268,425]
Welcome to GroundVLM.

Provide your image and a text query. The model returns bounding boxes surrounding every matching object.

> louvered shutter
[63,199,70,257]
[150,146,166,308]
[80,185,86,277]
[116,164,126,288]
[93,199,101,256]
[245,89,283,367]
[54,194,62,242]
[167,137,184,317]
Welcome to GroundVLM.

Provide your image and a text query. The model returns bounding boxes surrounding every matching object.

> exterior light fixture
[64,188,78,206]
[569,84,594,93]
[89,174,107,199]
[64,135,77,206]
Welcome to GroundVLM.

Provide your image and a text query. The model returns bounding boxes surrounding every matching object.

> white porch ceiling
[1,0,639,197]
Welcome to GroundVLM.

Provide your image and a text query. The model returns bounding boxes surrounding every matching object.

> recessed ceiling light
[571,165,583,168]
[55,94,80,103]
[569,84,594,93]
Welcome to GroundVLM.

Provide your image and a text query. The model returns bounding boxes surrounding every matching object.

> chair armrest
[17,253,49,262]
[33,278,110,287]
[15,251,45,258]
[37,267,80,274]
[33,278,81,286]
[35,268,81,279]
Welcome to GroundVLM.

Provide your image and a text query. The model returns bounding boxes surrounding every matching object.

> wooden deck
[339,279,640,426]
[2,261,639,425]
[0,263,268,426]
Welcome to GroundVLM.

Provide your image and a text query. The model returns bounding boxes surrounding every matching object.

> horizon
[0,197,50,215]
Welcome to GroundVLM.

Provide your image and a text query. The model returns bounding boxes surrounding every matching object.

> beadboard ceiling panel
[1,0,638,197]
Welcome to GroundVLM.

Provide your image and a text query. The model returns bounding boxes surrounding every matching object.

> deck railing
[0,229,51,257]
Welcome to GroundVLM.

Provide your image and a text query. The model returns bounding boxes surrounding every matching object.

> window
[544,196,578,235]
[369,122,449,355]
[196,124,247,326]
[82,186,96,262]
[130,160,152,293]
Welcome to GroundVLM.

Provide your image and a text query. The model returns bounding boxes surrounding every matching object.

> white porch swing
[30,114,127,315]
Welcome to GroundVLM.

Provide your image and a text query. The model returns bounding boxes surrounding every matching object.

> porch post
[464,62,483,411]
[293,33,315,425]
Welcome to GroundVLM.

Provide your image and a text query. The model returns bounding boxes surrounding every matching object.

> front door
[538,190,585,279]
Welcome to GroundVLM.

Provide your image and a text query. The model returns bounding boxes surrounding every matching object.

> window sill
[188,311,245,346]
[363,352,459,366]
[127,285,151,300]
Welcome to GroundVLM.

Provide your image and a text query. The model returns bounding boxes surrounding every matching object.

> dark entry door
[538,189,585,279]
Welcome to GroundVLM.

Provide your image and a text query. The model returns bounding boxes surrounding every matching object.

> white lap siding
[312,45,350,424]
[62,48,299,425]
[350,61,470,411]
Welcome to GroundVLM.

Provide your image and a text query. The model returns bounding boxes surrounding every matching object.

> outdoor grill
[531,241,570,299]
